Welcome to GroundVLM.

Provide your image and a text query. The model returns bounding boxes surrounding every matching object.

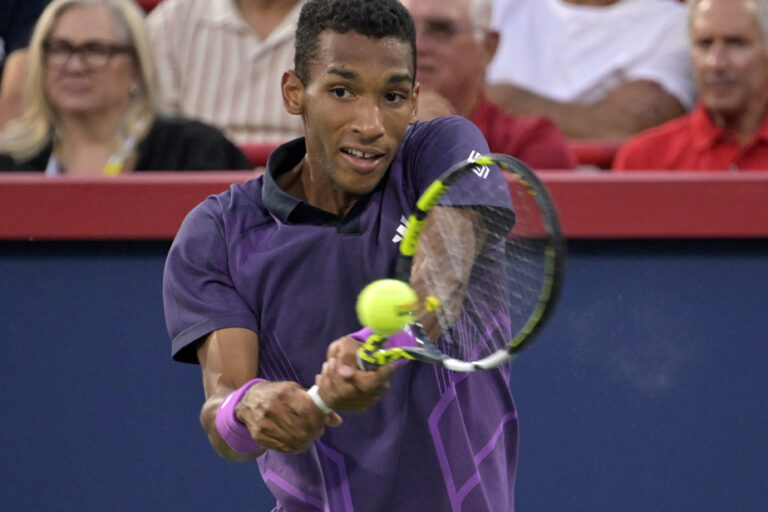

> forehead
[310,30,414,83]
[50,5,123,42]
[691,0,762,38]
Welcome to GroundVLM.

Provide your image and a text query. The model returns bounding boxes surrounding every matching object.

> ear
[281,70,305,115]
[482,30,500,66]
[409,82,421,124]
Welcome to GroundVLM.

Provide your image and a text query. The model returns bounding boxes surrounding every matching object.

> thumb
[325,412,343,427]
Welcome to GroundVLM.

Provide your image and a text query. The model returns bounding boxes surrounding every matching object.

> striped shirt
[146,0,305,146]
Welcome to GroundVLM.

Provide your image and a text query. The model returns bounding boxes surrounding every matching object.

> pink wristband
[349,327,418,349]
[215,378,265,454]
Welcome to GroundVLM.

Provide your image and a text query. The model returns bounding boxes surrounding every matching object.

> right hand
[314,336,395,412]
[235,380,342,454]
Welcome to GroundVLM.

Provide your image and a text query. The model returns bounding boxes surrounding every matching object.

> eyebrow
[327,67,413,85]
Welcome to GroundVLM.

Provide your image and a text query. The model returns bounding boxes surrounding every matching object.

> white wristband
[307,384,333,414]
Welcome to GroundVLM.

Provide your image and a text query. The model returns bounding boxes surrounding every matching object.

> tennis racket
[307,154,565,412]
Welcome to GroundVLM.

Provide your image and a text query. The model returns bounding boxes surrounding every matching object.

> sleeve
[612,137,652,171]
[162,197,260,363]
[145,1,182,111]
[625,13,696,110]
[404,116,513,211]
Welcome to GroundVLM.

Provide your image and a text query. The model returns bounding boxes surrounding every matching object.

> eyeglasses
[43,39,135,70]
[414,18,485,44]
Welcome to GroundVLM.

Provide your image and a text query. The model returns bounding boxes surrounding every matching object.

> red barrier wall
[1,171,767,240]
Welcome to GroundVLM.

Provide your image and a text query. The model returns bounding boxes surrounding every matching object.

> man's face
[297,30,417,196]
[690,0,768,118]
[402,0,489,111]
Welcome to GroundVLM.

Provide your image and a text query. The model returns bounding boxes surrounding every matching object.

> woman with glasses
[0,0,252,174]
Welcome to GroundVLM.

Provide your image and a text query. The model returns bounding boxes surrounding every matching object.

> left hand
[314,336,395,412]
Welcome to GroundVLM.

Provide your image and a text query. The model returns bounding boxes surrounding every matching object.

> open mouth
[341,148,380,160]
[340,147,385,172]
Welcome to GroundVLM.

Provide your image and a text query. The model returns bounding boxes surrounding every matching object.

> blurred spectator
[0,0,251,174]
[146,0,305,146]
[0,1,51,129]
[403,0,576,169]
[614,0,768,171]
[485,0,696,140]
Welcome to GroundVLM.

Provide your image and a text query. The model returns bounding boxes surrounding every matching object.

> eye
[385,92,407,103]
[331,87,351,99]
[82,43,112,57]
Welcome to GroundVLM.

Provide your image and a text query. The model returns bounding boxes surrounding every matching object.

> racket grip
[307,384,333,414]
[356,333,388,371]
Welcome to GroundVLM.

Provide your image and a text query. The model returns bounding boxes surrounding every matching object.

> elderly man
[614,0,768,171]
[486,0,695,140]
[146,0,305,147]
[402,0,576,169]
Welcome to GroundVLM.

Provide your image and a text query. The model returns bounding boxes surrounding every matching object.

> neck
[710,100,768,146]
[57,108,126,147]
[280,156,358,217]
[236,0,300,39]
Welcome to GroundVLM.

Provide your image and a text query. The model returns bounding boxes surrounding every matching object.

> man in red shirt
[614,0,768,171]
[401,0,576,170]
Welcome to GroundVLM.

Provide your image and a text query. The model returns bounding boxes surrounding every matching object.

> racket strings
[412,174,551,364]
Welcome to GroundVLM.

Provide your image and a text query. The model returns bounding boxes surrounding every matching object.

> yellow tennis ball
[356,279,418,336]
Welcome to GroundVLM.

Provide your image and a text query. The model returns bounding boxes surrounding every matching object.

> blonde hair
[0,0,158,162]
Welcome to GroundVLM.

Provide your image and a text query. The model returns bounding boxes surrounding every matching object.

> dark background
[2,239,766,511]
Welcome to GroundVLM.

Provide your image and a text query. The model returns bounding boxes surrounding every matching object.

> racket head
[373,154,566,371]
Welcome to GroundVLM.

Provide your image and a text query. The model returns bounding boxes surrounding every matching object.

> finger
[325,412,343,427]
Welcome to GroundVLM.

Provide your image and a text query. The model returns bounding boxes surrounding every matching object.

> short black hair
[294,0,417,85]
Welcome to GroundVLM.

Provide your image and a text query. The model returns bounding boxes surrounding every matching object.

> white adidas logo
[468,150,490,179]
[392,215,408,243]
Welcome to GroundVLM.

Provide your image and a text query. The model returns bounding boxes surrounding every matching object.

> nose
[352,97,385,141]
[703,41,729,70]
[62,51,88,73]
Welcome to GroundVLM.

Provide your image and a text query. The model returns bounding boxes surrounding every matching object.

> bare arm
[487,80,686,140]
[197,327,339,461]
[0,49,29,130]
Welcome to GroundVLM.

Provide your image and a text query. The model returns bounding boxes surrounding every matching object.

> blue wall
[1,240,766,511]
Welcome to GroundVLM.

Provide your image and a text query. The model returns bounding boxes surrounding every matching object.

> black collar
[261,138,373,233]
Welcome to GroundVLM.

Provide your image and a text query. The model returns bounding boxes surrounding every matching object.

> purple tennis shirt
[163,116,518,511]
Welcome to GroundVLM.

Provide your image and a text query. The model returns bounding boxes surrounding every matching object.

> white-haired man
[614,0,768,171]
[402,0,576,169]
[486,0,696,140]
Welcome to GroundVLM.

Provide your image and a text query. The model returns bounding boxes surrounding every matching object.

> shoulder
[399,116,488,172]
[137,116,251,171]
[146,0,212,36]
[622,113,693,147]
[178,176,268,243]
[0,143,52,172]
[474,99,554,137]
[147,0,207,20]
[613,114,694,170]
[402,116,486,153]
[148,115,230,140]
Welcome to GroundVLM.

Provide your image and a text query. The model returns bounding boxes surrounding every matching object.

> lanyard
[45,136,136,176]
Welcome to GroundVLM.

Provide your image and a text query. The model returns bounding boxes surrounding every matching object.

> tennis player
[163,0,517,510]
